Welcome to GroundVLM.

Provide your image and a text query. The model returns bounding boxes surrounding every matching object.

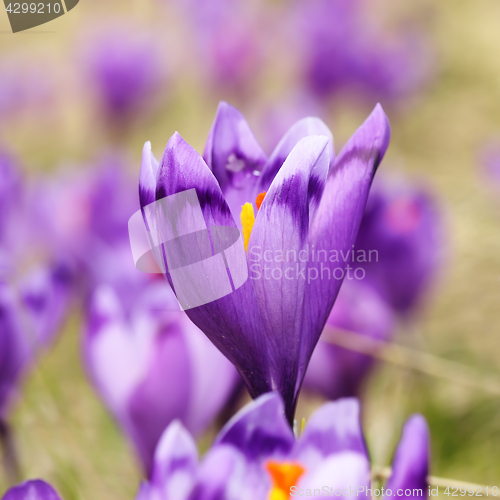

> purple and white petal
[257,116,334,194]
[294,398,368,469]
[139,141,160,216]
[248,135,330,420]
[215,392,295,461]
[300,104,390,383]
[149,421,198,499]
[188,445,259,500]
[203,101,267,220]
[298,452,371,499]
[127,318,192,474]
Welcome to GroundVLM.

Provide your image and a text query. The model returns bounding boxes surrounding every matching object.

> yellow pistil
[240,202,255,252]
[266,461,306,500]
[256,191,267,210]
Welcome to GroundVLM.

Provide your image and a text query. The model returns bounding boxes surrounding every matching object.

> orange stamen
[266,461,306,500]
[256,191,267,210]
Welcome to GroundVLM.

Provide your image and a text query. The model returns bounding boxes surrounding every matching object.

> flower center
[266,461,305,500]
[240,192,266,251]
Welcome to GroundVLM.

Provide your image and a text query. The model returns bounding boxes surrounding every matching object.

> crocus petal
[294,398,368,469]
[182,321,241,436]
[386,415,430,498]
[83,285,150,416]
[154,132,270,399]
[20,263,72,347]
[127,318,192,474]
[301,104,390,383]
[188,445,258,500]
[139,141,160,215]
[298,451,371,498]
[149,421,199,499]
[1,480,63,500]
[203,101,267,220]
[248,135,330,418]
[257,116,334,194]
[214,393,295,461]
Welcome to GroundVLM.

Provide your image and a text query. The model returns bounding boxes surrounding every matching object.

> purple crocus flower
[83,280,240,475]
[303,279,395,400]
[354,176,442,315]
[296,0,432,102]
[139,101,390,423]
[136,392,430,499]
[80,22,165,125]
[35,157,149,309]
[0,265,71,419]
[479,140,500,188]
[175,0,263,94]
[1,480,62,500]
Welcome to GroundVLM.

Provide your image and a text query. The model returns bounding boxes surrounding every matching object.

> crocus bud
[1,479,63,500]
[82,281,240,475]
[80,22,165,127]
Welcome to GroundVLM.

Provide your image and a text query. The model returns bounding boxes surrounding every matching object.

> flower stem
[0,419,21,486]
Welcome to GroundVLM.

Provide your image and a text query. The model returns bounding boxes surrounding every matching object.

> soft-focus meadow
[1,0,500,498]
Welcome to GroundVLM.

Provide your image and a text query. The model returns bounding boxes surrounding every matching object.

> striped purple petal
[215,392,294,461]
[300,104,390,385]
[203,101,267,221]
[257,116,334,194]
[248,135,330,418]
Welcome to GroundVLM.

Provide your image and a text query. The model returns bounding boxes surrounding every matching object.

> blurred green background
[1,0,500,498]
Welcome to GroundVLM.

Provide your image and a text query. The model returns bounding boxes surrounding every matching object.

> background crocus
[479,140,500,190]
[303,279,395,400]
[35,157,147,308]
[136,392,430,500]
[354,176,443,316]
[139,102,390,424]
[0,266,70,482]
[83,280,240,475]
[295,0,433,102]
[1,480,63,500]
[79,21,166,132]
[175,0,263,96]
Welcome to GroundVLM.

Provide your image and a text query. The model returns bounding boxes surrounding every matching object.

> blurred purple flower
[137,393,430,499]
[303,279,395,400]
[177,0,263,94]
[0,53,56,123]
[1,479,62,500]
[83,280,240,475]
[139,101,390,423]
[81,23,165,125]
[354,177,443,315]
[0,265,71,419]
[479,140,500,188]
[296,0,433,102]
[35,157,149,307]
[0,153,23,246]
